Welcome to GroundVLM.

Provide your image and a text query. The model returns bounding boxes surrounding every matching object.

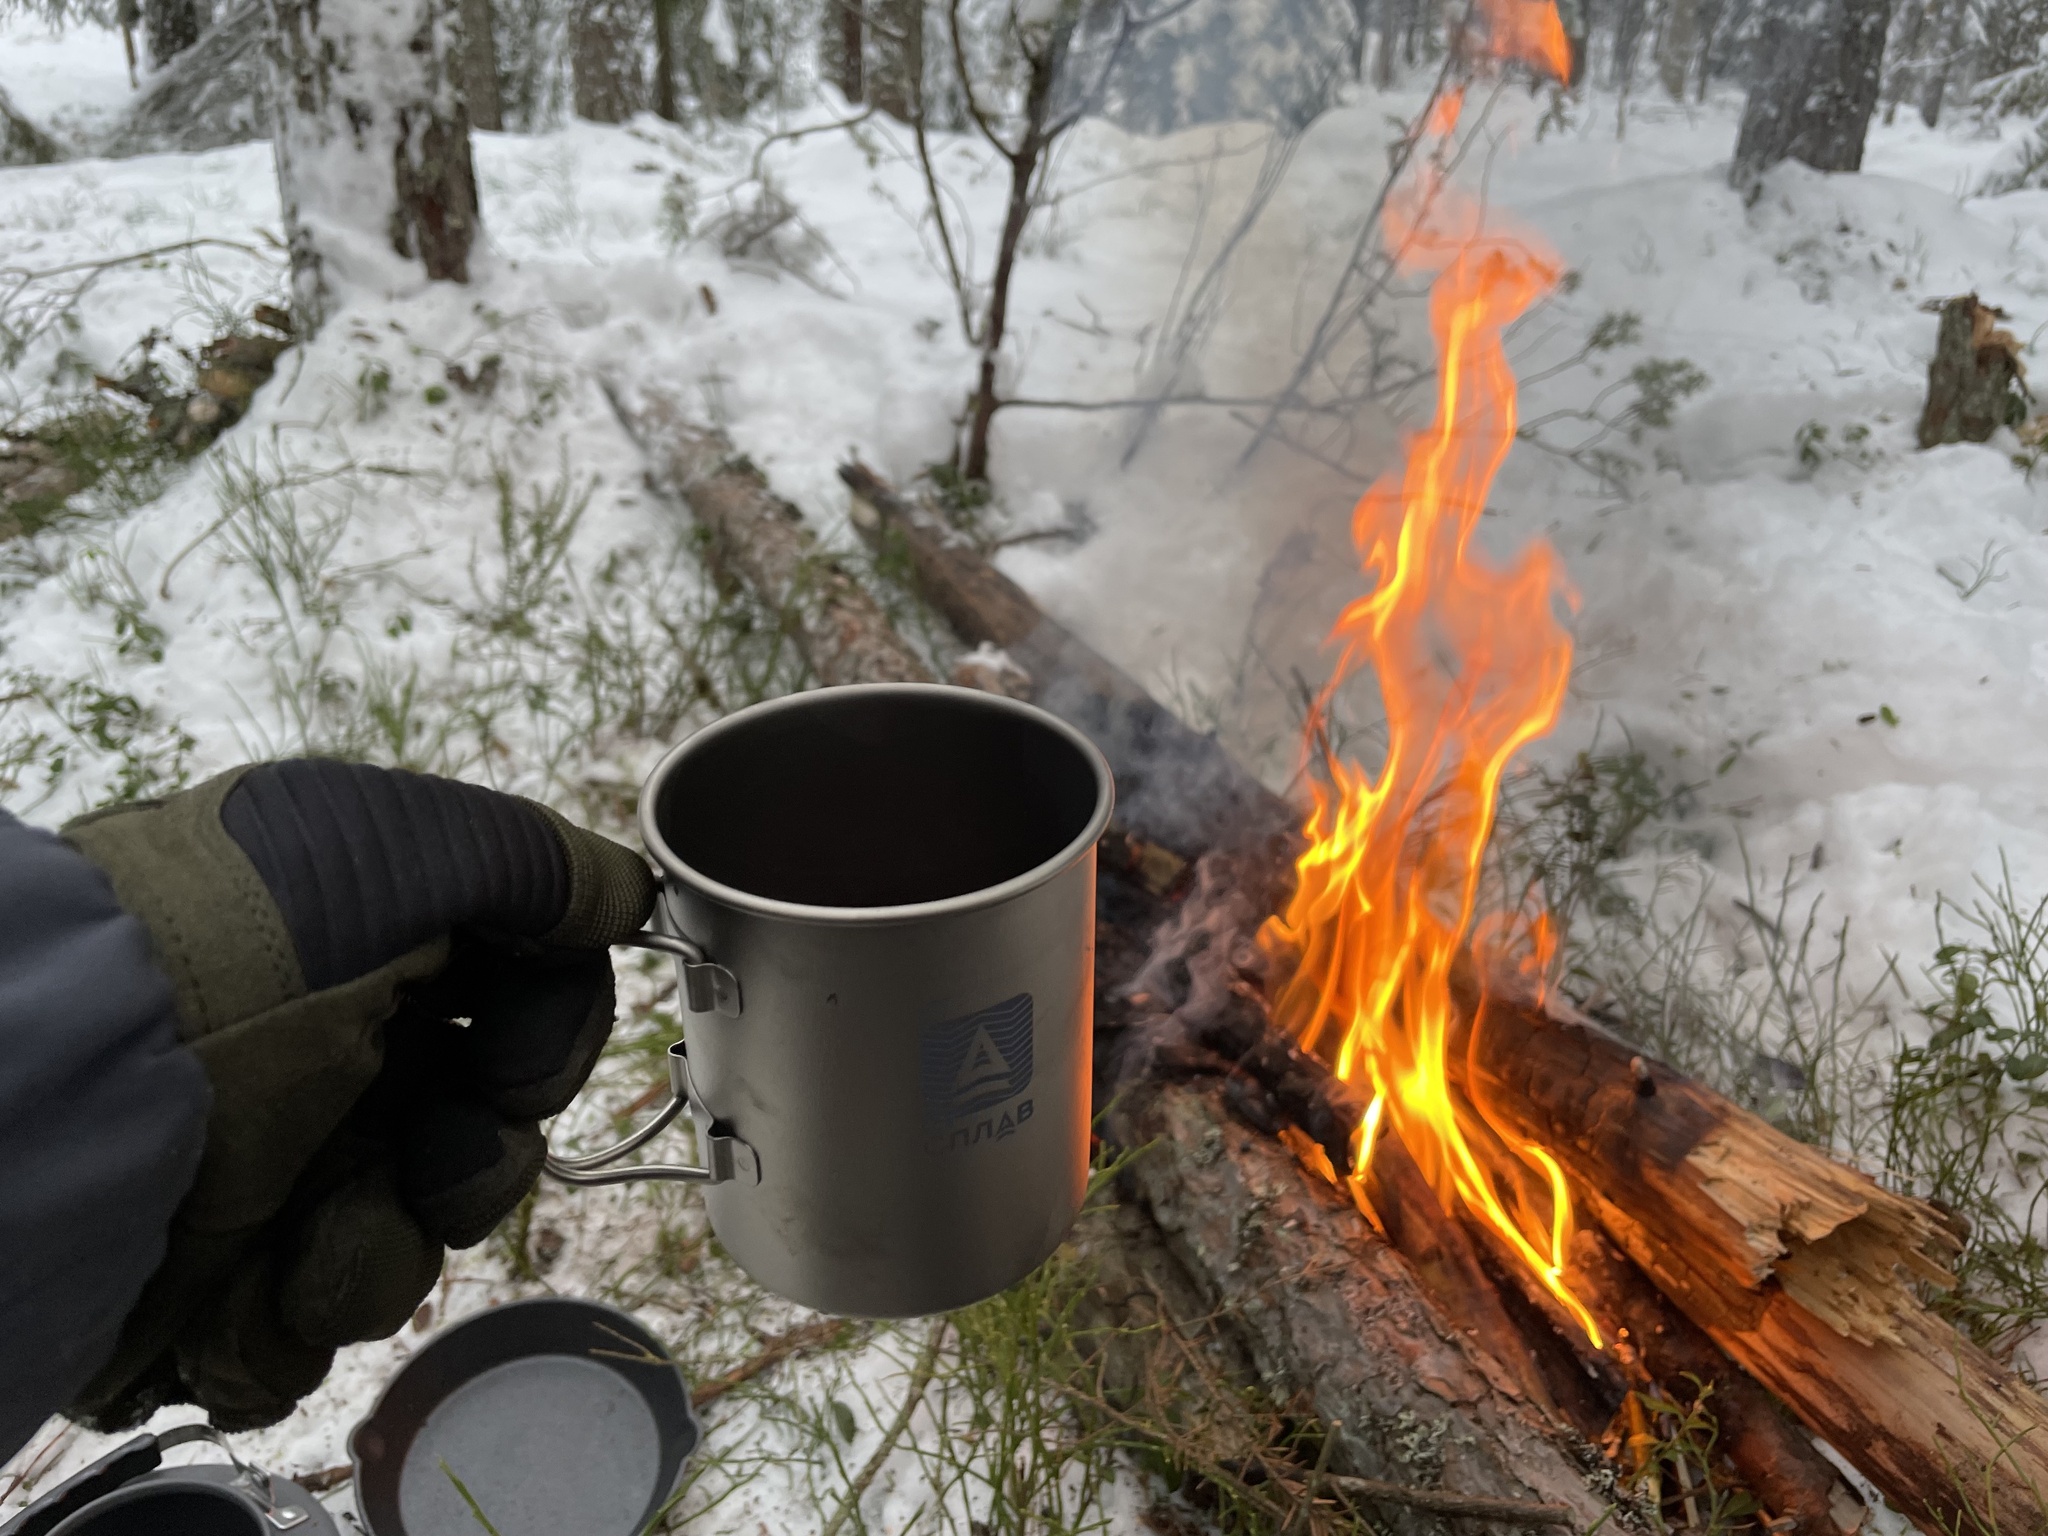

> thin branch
[691,1317,853,1407]
[747,105,879,182]
[946,0,1013,156]
[817,1321,946,1536]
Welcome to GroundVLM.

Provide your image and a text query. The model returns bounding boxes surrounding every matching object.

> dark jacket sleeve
[0,809,210,1463]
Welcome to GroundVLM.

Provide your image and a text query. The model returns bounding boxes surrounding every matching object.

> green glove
[60,759,657,1431]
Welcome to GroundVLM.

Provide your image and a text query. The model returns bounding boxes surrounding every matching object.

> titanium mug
[545,683,1116,1318]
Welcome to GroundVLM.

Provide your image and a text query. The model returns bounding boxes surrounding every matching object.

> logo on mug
[920,993,1034,1124]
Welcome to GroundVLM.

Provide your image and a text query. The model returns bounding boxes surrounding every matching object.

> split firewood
[611,391,931,687]
[1917,294,2031,448]
[1459,982,2048,1536]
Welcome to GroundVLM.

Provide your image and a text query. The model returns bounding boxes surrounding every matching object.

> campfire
[619,17,2048,1525]
[1257,3,1592,1348]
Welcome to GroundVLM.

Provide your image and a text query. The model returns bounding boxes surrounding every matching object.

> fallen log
[1174,979,1863,1536]
[822,460,2036,1536]
[1460,984,2048,1536]
[838,458,1293,861]
[631,418,1625,1526]
[1109,1074,1621,1536]
[611,390,932,687]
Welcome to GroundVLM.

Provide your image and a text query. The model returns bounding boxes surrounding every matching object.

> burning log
[631,424,1629,1526]
[824,458,2045,1536]
[1460,985,2048,1536]
[1109,1072,1622,1536]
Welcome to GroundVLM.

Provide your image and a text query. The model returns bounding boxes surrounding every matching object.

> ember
[1258,0,1599,1346]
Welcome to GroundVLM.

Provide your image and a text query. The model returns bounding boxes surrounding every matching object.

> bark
[572,0,646,122]
[651,0,679,120]
[1656,0,1697,99]
[867,0,922,122]
[615,394,931,687]
[104,0,268,156]
[1111,1079,1623,1536]
[461,0,502,130]
[1173,983,1863,1536]
[1729,0,1894,192]
[838,460,1297,859]
[1611,0,1647,89]
[1917,295,2031,448]
[145,0,208,68]
[263,0,480,331]
[835,0,866,102]
[1460,986,2048,1536]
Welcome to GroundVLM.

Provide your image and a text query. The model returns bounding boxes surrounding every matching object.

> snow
[0,18,135,150]
[5,21,2048,1528]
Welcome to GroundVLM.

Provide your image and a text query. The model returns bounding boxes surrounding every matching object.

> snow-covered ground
[5,14,2048,1529]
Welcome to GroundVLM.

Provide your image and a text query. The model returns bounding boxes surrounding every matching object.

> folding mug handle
[539,928,759,1189]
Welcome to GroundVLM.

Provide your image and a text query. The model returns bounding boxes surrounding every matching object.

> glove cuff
[63,768,304,1039]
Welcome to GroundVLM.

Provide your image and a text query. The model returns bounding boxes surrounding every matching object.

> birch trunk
[263,0,481,331]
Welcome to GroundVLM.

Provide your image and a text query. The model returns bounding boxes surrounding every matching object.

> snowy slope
[5,19,2048,1526]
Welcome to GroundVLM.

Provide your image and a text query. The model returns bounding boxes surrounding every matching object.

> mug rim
[638,683,1116,926]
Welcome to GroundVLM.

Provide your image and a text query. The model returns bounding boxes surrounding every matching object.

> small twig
[296,1464,354,1494]
[690,1317,852,1407]
[817,1321,945,1536]
[1281,1419,1342,1535]
[1323,1474,1580,1526]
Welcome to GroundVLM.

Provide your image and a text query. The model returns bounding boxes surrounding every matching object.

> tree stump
[1916,294,2031,448]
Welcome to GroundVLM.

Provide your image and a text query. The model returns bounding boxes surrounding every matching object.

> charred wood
[1459,985,2048,1536]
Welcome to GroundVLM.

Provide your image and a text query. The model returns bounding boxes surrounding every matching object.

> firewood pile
[616,387,2048,1536]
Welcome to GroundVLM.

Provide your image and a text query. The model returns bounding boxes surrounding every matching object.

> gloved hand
[58,759,656,1432]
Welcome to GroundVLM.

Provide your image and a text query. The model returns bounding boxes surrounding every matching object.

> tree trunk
[145,0,208,68]
[461,0,502,130]
[1729,0,1893,192]
[1611,0,1647,88]
[1373,0,1402,85]
[1690,0,1723,99]
[571,0,647,122]
[1916,0,1967,126]
[264,0,480,332]
[1916,295,2030,447]
[834,0,866,102]
[107,0,269,155]
[651,0,679,119]
[866,0,922,121]
[1656,0,1697,98]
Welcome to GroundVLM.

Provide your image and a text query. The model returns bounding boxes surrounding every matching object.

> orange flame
[1259,13,1599,1346]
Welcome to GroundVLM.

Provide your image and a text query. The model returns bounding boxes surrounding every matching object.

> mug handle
[539,929,759,1189]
